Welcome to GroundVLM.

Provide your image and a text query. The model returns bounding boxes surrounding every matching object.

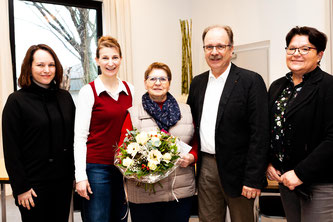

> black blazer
[187,63,269,197]
[268,67,333,184]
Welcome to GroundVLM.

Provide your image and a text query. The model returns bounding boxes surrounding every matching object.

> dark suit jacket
[268,67,333,184]
[187,63,269,197]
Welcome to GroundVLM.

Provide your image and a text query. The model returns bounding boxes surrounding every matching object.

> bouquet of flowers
[115,129,181,185]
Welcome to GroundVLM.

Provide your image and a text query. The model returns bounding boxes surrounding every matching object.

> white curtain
[102,0,133,83]
[0,0,14,158]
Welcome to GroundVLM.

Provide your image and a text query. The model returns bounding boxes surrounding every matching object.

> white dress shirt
[199,63,231,154]
[74,76,134,182]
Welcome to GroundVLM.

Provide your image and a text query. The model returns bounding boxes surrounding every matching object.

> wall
[190,0,331,84]
[130,0,192,102]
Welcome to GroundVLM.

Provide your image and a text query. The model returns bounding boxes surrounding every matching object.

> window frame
[8,0,103,90]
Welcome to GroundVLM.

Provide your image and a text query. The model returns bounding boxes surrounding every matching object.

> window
[9,0,102,99]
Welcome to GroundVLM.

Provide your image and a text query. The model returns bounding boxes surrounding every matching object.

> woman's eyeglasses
[285,46,317,55]
[147,76,169,83]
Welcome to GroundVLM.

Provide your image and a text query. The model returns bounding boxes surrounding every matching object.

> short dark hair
[202,25,234,46]
[286,26,327,53]
[18,44,63,88]
[96,35,122,58]
[144,62,172,82]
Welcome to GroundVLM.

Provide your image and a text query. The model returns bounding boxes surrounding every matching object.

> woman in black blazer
[266,26,333,222]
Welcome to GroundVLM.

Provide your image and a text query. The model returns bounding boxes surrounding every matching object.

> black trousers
[129,196,193,222]
[16,179,73,222]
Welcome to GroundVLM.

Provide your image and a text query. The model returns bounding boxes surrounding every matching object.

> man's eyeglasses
[285,46,317,55]
[147,76,169,83]
[203,44,232,52]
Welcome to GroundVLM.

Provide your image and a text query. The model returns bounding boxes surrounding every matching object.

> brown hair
[18,44,63,88]
[96,36,122,58]
[144,62,172,82]
[202,25,234,46]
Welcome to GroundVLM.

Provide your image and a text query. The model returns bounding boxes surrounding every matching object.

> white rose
[148,161,157,171]
[162,153,172,163]
[135,132,149,145]
[148,149,162,164]
[127,142,140,157]
[150,137,161,147]
[122,157,133,167]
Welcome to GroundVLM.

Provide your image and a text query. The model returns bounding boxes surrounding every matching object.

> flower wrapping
[115,129,183,184]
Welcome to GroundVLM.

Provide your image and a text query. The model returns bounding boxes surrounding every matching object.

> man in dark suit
[187,25,269,222]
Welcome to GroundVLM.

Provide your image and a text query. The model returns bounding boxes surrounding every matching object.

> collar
[285,66,319,84]
[94,76,129,96]
[208,62,231,82]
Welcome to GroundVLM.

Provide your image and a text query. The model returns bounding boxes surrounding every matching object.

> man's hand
[241,186,261,199]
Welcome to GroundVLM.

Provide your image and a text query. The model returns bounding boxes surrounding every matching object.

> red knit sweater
[86,81,132,165]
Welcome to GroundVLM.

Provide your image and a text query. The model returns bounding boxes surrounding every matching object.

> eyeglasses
[147,76,169,83]
[203,44,232,52]
[285,46,317,55]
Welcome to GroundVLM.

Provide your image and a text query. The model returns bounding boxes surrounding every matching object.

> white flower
[277,121,281,127]
[148,161,157,171]
[148,131,161,138]
[148,149,162,164]
[122,157,134,167]
[150,137,161,147]
[276,116,280,120]
[162,153,172,163]
[136,132,149,145]
[276,135,279,140]
[127,142,141,157]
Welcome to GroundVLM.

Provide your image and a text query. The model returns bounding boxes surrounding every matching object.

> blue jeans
[82,163,127,222]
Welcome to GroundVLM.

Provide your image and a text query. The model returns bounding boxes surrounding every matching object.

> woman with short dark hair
[266,26,333,221]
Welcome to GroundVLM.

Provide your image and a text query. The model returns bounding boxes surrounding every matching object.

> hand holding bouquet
[115,129,181,184]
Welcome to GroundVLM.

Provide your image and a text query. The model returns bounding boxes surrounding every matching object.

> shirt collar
[208,62,232,81]
[94,76,129,96]
[285,66,318,84]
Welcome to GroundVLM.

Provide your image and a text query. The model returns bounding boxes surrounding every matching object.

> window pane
[13,0,99,99]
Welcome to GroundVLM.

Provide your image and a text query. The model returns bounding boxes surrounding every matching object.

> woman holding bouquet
[119,62,197,222]
[74,36,134,222]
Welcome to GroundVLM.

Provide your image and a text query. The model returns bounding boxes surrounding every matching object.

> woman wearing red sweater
[119,62,197,222]
[74,36,133,222]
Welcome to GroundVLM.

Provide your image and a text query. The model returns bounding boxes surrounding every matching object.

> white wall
[130,0,191,101]
[130,0,331,99]
[191,0,331,84]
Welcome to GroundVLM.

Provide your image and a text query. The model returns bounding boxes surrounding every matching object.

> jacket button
[48,158,54,163]
[64,149,67,152]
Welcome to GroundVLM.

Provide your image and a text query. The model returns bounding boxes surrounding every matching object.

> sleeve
[74,85,94,183]
[243,73,270,189]
[189,129,198,163]
[294,80,333,183]
[119,113,133,146]
[2,94,31,196]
